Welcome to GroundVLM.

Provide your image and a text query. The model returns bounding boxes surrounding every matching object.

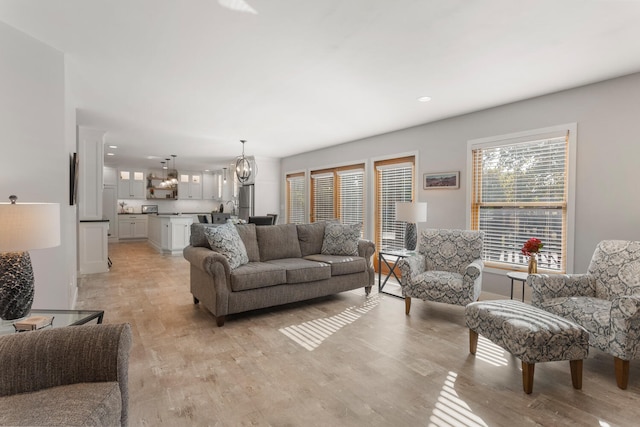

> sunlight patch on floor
[429,372,488,427]
[279,295,380,351]
[475,336,509,367]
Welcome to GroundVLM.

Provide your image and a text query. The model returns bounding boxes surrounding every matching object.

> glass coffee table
[0,309,104,336]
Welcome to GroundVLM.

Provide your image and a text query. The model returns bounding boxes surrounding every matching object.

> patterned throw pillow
[321,222,361,256]
[204,222,249,269]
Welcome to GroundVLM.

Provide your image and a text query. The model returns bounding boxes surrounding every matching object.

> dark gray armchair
[0,323,132,426]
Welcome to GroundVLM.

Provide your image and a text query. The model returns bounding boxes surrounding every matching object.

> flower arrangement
[521,238,543,257]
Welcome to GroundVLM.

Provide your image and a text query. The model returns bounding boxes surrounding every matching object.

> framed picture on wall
[423,171,459,189]
[70,152,79,205]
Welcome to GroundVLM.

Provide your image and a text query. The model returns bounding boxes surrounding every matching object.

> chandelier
[235,140,255,184]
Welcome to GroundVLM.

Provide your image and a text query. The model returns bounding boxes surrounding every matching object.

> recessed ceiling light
[107,152,115,156]
[108,145,118,149]
[418,96,432,102]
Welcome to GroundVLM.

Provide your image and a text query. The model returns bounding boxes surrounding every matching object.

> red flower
[521,238,543,256]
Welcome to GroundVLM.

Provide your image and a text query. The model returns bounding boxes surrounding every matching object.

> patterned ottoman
[465,299,589,394]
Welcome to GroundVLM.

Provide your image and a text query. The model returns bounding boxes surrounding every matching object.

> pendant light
[223,167,227,183]
[169,154,178,186]
[159,161,167,188]
[235,140,253,183]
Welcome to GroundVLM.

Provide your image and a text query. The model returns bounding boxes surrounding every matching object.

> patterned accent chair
[529,240,640,389]
[398,229,484,315]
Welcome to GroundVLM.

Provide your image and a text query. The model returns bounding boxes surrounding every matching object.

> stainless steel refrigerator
[238,184,254,222]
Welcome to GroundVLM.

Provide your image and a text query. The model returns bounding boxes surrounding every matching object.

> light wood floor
[77,241,640,426]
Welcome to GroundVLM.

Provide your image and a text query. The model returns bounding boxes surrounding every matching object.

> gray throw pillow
[321,222,361,256]
[204,222,249,269]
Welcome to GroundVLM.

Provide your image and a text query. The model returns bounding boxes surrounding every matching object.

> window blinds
[376,160,414,251]
[287,174,305,224]
[471,134,568,271]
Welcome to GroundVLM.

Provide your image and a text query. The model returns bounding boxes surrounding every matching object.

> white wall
[0,21,75,309]
[281,72,640,297]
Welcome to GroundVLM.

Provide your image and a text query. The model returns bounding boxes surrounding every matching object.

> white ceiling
[2,0,640,172]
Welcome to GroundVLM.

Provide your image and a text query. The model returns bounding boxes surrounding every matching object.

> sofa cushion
[0,382,121,427]
[297,222,326,257]
[235,223,260,262]
[304,254,367,276]
[266,258,332,284]
[204,222,249,269]
[321,222,361,256]
[230,262,287,291]
[256,224,302,261]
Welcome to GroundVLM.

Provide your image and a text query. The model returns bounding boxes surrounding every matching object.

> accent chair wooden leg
[469,330,478,355]
[614,357,630,389]
[522,361,535,394]
[405,297,411,315]
[570,360,583,389]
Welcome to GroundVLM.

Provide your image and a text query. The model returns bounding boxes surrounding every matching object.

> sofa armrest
[397,254,427,284]
[183,245,231,280]
[464,258,484,281]
[0,323,131,421]
[357,239,375,259]
[528,273,596,306]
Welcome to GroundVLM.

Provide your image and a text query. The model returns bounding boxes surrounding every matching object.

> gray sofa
[183,222,376,326]
[0,323,132,426]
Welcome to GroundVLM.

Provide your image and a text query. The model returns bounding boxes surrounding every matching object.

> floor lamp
[395,202,428,251]
[0,196,61,320]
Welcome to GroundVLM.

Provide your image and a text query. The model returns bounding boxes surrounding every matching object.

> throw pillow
[321,222,361,256]
[204,222,249,269]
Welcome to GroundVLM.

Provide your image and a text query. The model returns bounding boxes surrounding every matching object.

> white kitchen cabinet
[202,172,220,200]
[118,215,148,239]
[147,215,192,254]
[118,169,146,199]
[178,172,202,199]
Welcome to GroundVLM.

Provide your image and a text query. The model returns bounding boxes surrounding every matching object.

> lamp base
[404,223,417,251]
[0,251,34,320]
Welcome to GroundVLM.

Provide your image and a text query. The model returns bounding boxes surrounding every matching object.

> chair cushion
[0,382,121,427]
[403,271,465,304]
[266,259,331,284]
[230,262,287,291]
[321,222,361,256]
[204,222,249,269]
[235,223,260,262]
[420,229,483,275]
[588,240,640,300]
[536,296,612,352]
[304,254,367,276]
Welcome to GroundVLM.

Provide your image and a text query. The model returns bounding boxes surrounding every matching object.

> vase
[528,254,538,274]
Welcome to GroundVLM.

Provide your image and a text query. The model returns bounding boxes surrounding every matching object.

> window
[469,124,576,273]
[286,172,305,224]
[310,165,365,230]
[375,156,415,251]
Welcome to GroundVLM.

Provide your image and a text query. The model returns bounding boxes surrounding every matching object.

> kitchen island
[147,214,194,255]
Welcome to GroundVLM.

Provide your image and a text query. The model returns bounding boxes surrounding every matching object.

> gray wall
[281,72,640,297]
[1,20,77,308]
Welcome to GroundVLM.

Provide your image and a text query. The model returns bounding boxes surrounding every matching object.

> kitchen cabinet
[118,169,146,199]
[148,215,193,254]
[118,215,148,239]
[202,172,220,200]
[178,172,202,200]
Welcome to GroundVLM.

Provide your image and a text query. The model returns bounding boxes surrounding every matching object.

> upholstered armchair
[0,323,132,426]
[398,229,484,315]
[529,240,640,389]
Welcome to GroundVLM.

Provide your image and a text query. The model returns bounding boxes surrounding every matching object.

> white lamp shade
[0,203,61,252]
[395,202,427,223]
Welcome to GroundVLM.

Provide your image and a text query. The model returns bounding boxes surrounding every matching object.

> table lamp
[395,201,427,251]
[0,195,61,320]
